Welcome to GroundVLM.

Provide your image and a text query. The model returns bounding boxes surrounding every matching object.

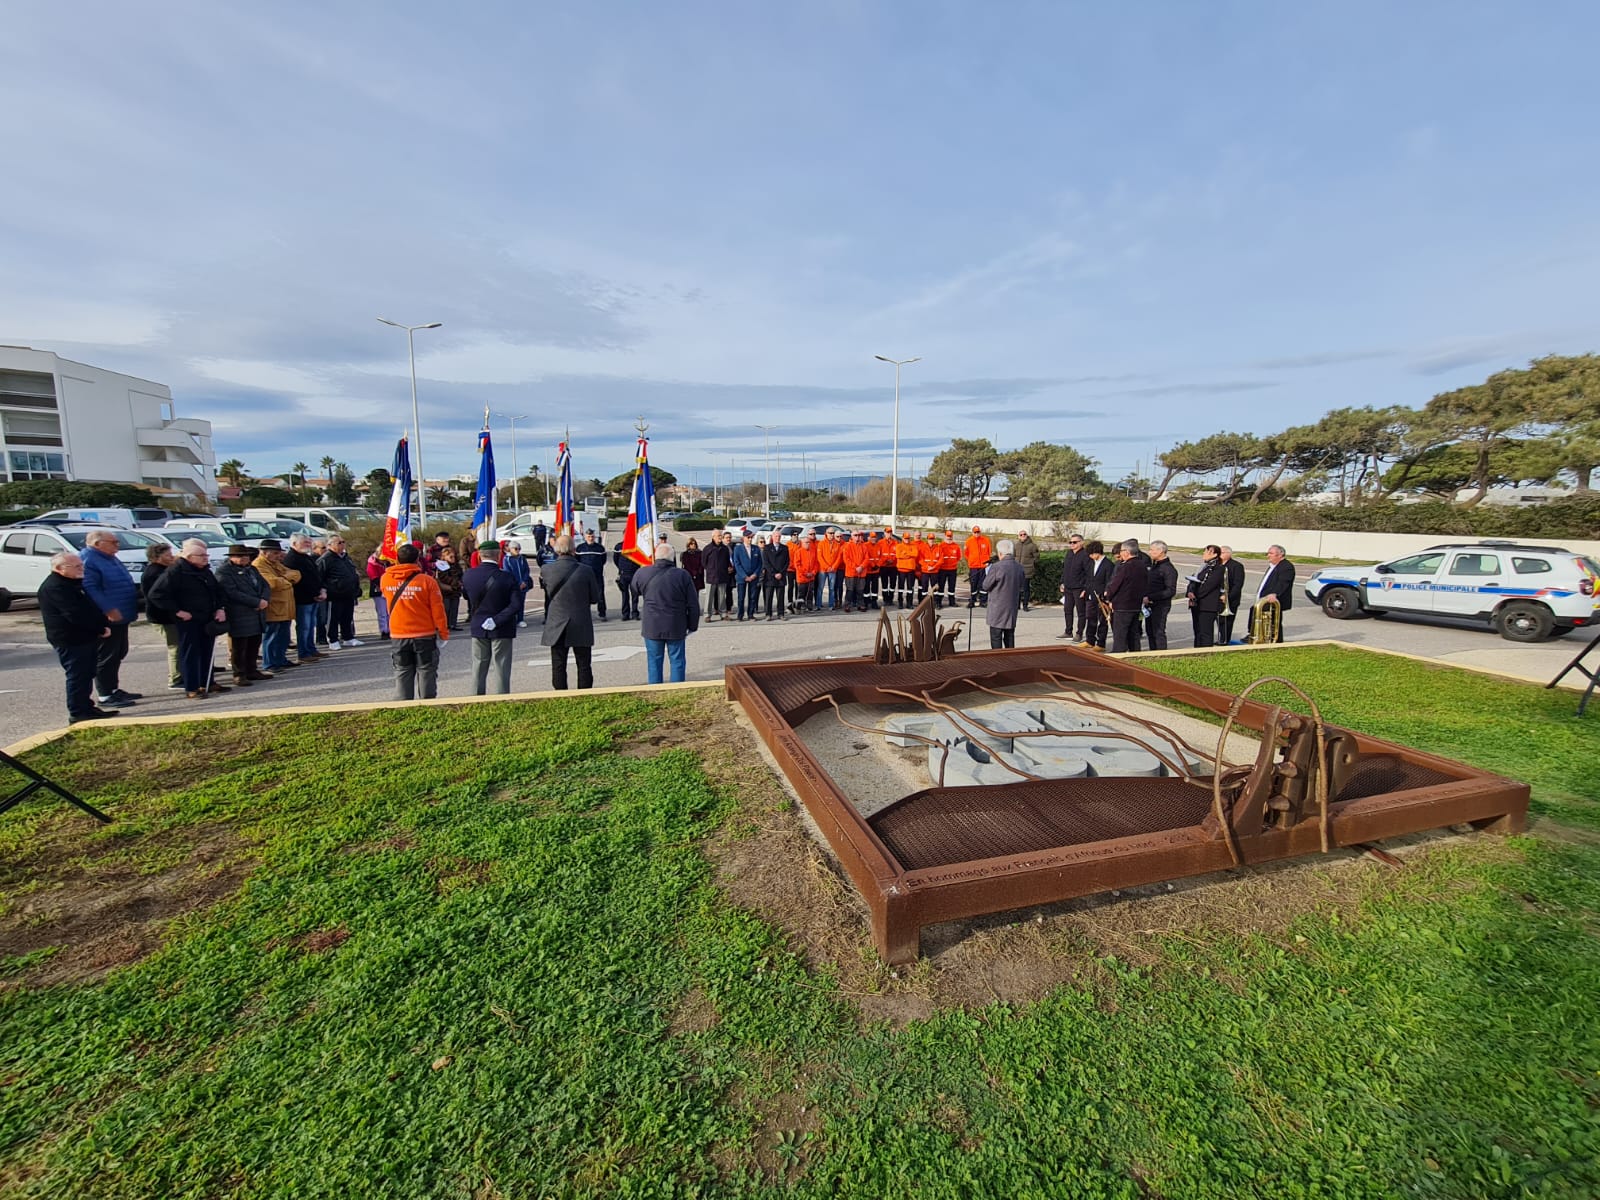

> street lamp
[377,317,442,533]
[754,425,777,519]
[874,355,920,529]
[493,412,528,512]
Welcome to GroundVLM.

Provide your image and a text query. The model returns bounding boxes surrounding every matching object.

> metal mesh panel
[869,778,1214,871]
[1335,755,1456,801]
[759,651,1086,717]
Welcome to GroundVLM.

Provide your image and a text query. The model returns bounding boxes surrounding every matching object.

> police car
[1303,540,1600,642]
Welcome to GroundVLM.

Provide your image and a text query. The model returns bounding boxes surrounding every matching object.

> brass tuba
[1251,595,1282,644]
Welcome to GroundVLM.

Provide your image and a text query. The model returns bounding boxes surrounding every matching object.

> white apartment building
[0,345,217,503]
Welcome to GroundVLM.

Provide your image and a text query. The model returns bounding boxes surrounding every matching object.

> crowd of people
[35,519,1294,724]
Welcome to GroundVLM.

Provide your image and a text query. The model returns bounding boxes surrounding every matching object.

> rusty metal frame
[724,647,1529,963]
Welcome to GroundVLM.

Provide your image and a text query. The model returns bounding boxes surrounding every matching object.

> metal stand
[1546,630,1600,717]
[0,750,111,824]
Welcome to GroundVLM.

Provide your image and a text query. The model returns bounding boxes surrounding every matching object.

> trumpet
[1251,595,1282,644]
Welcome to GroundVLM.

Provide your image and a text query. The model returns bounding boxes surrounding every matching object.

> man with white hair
[283,533,327,663]
[1105,539,1150,654]
[981,539,1026,648]
[79,528,140,708]
[630,542,700,684]
[38,551,116,723]
[1144,541,1179,651]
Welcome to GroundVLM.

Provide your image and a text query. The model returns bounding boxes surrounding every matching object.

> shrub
[671,516,723,532]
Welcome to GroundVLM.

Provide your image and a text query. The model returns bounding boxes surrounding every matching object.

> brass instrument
[1251,594,1282,644]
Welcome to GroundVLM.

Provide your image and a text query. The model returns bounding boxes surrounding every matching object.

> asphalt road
[1,550,1589,749]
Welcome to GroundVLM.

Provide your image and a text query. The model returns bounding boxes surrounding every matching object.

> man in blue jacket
[79,529,141,709]
[630,543,700,684]
[463,542,520,694]
[730,530,762,622]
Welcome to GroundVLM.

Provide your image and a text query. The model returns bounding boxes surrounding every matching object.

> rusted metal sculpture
[873,593,963,664]
[725,647,1529,963]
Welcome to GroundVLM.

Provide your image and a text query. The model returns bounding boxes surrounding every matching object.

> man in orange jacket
[841,530,872,611]
[816,529,844,612]
[380,543,451,700]
[876,530,898,607]
[863,531,883,609]
[892,532,919,607]
[964,526,994,608]
[791,532,820,612]
[915,533,940,605]
[937,530,961,608]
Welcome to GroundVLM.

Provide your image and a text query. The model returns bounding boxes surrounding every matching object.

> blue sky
[5,1,1598,491]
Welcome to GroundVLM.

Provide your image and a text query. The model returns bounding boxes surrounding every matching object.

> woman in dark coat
[147,539,230,698]
[681,538,705,595]
[217,545,271,685]
[434,545,464,631]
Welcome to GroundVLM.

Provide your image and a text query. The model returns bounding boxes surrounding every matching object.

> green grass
[1,656,1597,1198]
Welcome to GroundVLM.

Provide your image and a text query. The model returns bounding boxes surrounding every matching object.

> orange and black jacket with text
[380,563,450,640]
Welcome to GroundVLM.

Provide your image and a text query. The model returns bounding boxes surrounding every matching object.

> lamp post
[754,425,777,519]
[493,411,528,512]
[377,317,442,533]
[873,355,920,530]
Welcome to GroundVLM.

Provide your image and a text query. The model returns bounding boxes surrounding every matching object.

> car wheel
[0,588,10,613]
[1319,586,1363,620]
[1495,601,1554,642]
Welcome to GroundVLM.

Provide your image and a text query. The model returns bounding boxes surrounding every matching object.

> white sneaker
[343,637,364,647]
[518,620,528,627]
[327,640,342,650]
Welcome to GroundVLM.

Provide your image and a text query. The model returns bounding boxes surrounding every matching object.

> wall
[794,512,1600,561]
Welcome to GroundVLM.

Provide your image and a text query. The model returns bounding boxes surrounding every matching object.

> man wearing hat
[217,543,272,686]
[254,539,300,672]
[791,531,819,612]
[937,529,961,608]
[464,540,520,694]
[916,531,940,606]
[892,530,919,606]
[731,528,762,621]
[863,531,883,609]
[963,525,993,607]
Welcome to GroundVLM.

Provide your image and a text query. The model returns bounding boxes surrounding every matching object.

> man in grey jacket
[540,535,603,689]
[982,540,1027,649]
[630,543,700,683]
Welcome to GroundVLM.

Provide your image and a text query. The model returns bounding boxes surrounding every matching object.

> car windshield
[168,530,230,547]
[57,530,166,550]
[221,520,275,538]
[326,508,376,523]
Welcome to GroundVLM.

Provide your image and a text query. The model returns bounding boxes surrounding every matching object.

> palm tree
[218,458,246,488]
[292,461,309,487]
[319,455,335,493]
[429,484,450,508]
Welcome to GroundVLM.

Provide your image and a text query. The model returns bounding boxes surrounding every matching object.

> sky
[5,1,1599,492]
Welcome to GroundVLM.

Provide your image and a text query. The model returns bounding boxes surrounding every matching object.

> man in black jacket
[1057,533,1089,639]
[1216,545,1247,646]
[141,542,182,690]
[702,531,733,620]
[1248,545,1296,643]
[284,534,327,662]
[1186,545,1224,648]
[1105,540,1149,654]
[148,539,230,698]
[613,540,642,620]
[573,529,608,621]
[1081,540,1112,649]
[318,534,365,648]
[464,542,520,694]
[38,552,115,723]
[1144,541,1179,651]
[759,534,789,621]
[630,543,700,683]
[540,534,603,689]
[217,545,271,685]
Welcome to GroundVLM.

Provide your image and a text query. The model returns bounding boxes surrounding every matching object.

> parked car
[155,527,232,568]
[723,518,758,538]
[804,523,847,539]
[0,525,174,610]
[1303,540,1600,642]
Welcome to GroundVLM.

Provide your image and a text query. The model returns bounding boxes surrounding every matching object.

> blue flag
[471,427,496,539]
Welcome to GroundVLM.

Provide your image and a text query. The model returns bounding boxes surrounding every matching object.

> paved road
[2,551,1589,749]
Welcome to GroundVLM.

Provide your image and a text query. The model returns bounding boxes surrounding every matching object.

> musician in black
[1186,544,1224,648]
[1081,540,1112,649]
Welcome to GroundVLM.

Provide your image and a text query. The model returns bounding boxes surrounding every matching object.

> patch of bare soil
[430,856,492,893]
[0,821,255,989]
[668,984,719,1035]
[296,925,350,955]
[343,830,417,855]
[48,723,281,794]
[673,690,1530,1026]
[711,1078,824,1186]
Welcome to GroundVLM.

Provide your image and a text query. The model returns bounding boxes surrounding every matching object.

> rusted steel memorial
[725,646,1529,963]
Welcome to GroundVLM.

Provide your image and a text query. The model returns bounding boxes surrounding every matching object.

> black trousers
[1084,601,1107,648]
[94,622,130,697]
[968,565,986,604]
[618,578,636,619]
[228,633,261,679]
[939,568,957,603]
[549,638,593,689]
[55,640,98,719]
[1217,612,1238,645]
[590,570,607,617]
[1192,607,1217,648]
[330,596,357,640]
[1111,608,1141,654]
[761,579,785,616]
[844,577,865,609]
[988,626,1016,650]
[1145,600,1171,651]
[1069,590,1090,636]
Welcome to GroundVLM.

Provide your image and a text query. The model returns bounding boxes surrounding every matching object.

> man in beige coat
[253,538,301,672]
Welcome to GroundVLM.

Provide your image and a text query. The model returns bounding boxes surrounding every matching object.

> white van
[493,509,603,543]
[242,506,377,532]
[31,507,138,529]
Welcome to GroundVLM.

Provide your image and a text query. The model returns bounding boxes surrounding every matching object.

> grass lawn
[1,650,1597,1198]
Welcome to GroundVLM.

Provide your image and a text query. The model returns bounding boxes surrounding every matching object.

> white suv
[1304,540,1600,642]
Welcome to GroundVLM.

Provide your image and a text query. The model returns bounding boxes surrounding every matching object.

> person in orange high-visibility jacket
[936,530,961,608]
[964,526,994,607]
[841,531,873,611]
[863,532,883,609]
[790,534,820,612]
[916,533,941,604]
[816,530,845,612]
[380,544,451,701]
[892,533,920,607]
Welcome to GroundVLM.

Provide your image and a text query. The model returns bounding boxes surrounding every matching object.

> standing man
[531,518,548,559]
[255,539,300,672]
[1014,529,1040,612]
[937,530,960,607]
[318,534,364,648]
[759,533,789,621]
[147,539,230,699]
[541,534,602,689]
[916,532,940,606]
[39,552,115,724]
[574,528,608,621]
[79,529,139,709]
[631,542,700,684]
[284,534,327,663]
[1186,545,1224,648]
[503,542,533,627]
[217,544,271,686]
[702,530,733,620]
[1216,545,1247,647]
[732,529,761,621]
[613,538,642,620]
[1249,545,1297,643]
[892,532,918,607]
[1105,539,1149,654]
[841,530,871,612]
[141,542,182,690]
[1082,540,1112,649]
[963,526,993,607]
[1058,533,1089,639]
[981,539,1027,648]
[464,541,519,694]
[863,531,883,609]
[380,544,450,701]
[816,528,843,611]
[791,532,819,613]
[1144,541,1179,651]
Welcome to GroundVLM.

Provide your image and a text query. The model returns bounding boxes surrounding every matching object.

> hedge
[670,517,723,531]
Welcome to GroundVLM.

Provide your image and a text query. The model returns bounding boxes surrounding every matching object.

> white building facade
[0,346,217,503]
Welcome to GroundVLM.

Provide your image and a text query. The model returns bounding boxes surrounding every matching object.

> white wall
[794,511,1600,561]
